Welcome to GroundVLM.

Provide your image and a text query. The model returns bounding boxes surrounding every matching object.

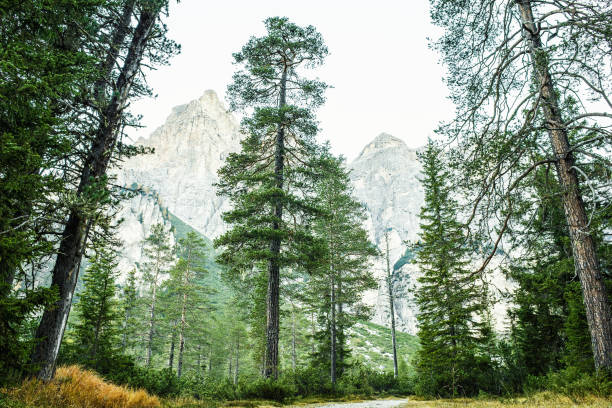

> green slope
[350,320,420,371]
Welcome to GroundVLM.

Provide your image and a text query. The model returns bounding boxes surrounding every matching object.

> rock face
[114,90,242,277]
[117,89,242,239]
[348,133,424,333]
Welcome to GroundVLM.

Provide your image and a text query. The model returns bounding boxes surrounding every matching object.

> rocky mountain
[348,133,424,332]
[113,90,241,280]
[114,90,509,335]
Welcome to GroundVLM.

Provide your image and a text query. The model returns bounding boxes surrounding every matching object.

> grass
[3,365,160,408]
[399,392,611,407]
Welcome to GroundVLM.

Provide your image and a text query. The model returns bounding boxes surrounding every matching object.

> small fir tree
[73,246,120,362]
[304,153,378,384]
[414,141,489,397]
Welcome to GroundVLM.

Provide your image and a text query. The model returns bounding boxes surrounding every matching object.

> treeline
[0,0,178,381]
[406,0,612,398]
[1,0,611,404]
[0,6,388,398]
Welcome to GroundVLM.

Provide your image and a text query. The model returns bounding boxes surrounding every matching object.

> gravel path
[298,399,409,408]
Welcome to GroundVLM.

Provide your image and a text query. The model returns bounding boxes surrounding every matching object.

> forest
[0,1,611,408]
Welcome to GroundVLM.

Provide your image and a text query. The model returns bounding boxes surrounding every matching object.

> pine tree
[506,161,611,378]
[166,232,210,378]
[414,141,489,397]
[31,0,180,379]
[0,0,104,380]
[304,154,378,384]
[142,224,174,367]
[120,269,141,354]
[429,0,612,370]
[72,246,120,362]
[215,17,328,379]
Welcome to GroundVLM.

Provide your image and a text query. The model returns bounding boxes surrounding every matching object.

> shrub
[5,365,159,408]
[547,367,612,398]
[239,377,296,402]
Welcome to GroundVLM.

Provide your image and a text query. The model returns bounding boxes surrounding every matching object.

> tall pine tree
[142,223,174,367]
[215,17,328,379]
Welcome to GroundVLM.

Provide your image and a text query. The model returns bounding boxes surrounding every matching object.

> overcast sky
[129,0,455,161]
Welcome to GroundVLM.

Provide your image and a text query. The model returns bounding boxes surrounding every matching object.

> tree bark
[264,67,288,379]
[168,329,176,369]
[234,335,240,385]
[291,305,297,371]
[385,230,399,378]
[30,4,159,380]
[177,292,187,378]
[337,282,344,372]
[146,264,160,367]
[517,0,612,371]
[330,274,337,385]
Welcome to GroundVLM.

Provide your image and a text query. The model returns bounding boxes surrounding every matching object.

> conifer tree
[0,0,103,379]
[142,224,174,367]
[428,0,612,370]
[166,232,210,378]
[120,269,140,354]
[506,162,611,377]
[215,17,328,379]
[31,0,179,379]
[414,141,489,397]
[304,154,378,384]
[72,246,120,362]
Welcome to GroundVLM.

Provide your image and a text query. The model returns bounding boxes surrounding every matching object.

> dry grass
[400,392,612,407]
[4,365,160,408]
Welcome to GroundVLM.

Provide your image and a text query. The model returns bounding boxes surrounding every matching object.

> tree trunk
[337,282,344,372]
[517,0,612,371]
[311,311,316,355]
[330,274,337,385]
[385,230,399,378]
[146,267,159,367]
[177,292,187,378]
[234,336,240,385]
[291,305,297,371]
[168,329,176,369]
[197,345,201,373]
[30,5,160,380]
[208,345,213,374]
[264,68,288,379]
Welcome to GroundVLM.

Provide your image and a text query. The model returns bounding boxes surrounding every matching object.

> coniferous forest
[0,1,611,408]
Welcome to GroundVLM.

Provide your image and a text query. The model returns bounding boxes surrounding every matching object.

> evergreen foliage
[141,224,175,367]
[303,153,378,383]
[71,245,121,362]
[120,269,141,355]
[428,0,612,370]
[215,16,329,378]
[413,141,491,397]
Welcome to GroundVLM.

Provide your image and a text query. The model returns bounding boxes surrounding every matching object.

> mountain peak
[372,132,406,146]
[356,133,408,159]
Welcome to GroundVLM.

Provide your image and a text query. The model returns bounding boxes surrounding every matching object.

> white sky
[129,0,455,161]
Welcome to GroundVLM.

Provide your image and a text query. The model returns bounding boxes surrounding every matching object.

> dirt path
[297,399,410,408]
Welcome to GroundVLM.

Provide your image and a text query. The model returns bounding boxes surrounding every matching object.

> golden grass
[399,392,612,407]
[4,365,160,408]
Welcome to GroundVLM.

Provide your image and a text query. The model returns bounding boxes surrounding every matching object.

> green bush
[547,367,611,398]
[239,377,296,402]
